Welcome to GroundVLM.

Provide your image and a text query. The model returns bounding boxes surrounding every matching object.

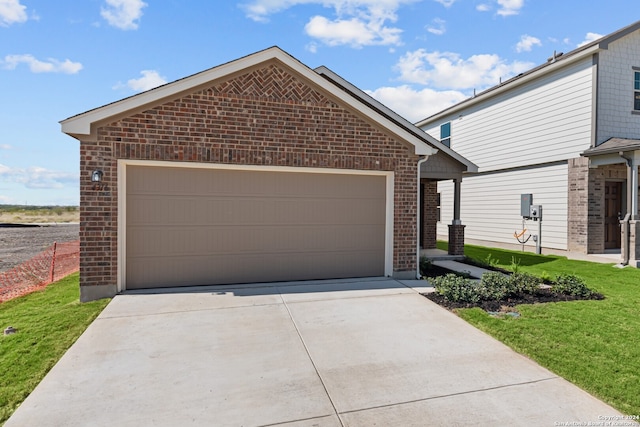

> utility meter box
[521,194,533,217]
[530,204,542,219]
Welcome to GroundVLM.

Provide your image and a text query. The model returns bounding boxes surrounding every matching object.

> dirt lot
[0,224,79,273]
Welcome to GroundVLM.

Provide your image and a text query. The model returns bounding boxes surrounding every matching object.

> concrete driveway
[6,278,630,426]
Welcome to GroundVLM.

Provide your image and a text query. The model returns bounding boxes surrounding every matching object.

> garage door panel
[127,223,384,257]
[127,249,384,288]
[126,166,387,289]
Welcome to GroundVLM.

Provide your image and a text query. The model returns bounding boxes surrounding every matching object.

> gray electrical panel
[521,194,533,217]
[530,205,542,219]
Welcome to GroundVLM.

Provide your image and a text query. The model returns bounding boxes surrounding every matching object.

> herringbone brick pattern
[212,64,328,103]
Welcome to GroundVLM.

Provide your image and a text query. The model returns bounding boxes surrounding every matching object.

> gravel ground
[0,224,79,273]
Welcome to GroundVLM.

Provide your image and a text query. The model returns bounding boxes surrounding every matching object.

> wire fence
[0,240,80,303]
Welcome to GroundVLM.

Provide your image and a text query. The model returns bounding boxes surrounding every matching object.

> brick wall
[567,157,589,252]
[79,63,421,293]
[568,157,626,253]
[421,180,438,249]
[447,224,465,255]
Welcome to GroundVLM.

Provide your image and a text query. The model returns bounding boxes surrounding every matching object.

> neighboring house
[62,47,475,302]
[417,20,640,267]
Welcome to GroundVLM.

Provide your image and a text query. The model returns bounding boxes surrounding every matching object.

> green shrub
[553,274,593,297]
[431,273,479,303]
[509,272,543,294]
[478,272,510,300]
[510,256,521,273]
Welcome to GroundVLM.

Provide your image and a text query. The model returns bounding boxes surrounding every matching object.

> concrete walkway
[431,259,495,279]
[6,278,630,427]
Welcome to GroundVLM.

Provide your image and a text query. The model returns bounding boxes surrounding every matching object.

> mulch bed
[421,259,604,312]
[423,289,604,312]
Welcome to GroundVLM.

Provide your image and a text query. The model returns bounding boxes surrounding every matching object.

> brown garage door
[125,165,387,289]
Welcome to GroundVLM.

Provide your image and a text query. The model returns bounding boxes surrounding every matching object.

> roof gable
[61,46,436,156]
[315,66,477,173]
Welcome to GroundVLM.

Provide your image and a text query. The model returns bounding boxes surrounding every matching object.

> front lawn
[436,242,640,416]
[0,273,109,424]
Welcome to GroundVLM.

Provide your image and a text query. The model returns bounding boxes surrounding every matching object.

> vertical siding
[422,58,594,172]
[437,163,569,250]
[597,30,640,143]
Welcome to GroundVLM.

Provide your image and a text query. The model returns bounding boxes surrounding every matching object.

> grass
[0,204,79,224]
[436,241,640,416]
[0,273,109,424]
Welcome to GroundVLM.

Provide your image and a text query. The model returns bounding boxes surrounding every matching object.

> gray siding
[422,58,594,172]
[437,163,569,250]
[597,30,640,144]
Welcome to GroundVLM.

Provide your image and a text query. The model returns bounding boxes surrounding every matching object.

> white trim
[588,154,627,167]
[117,159,395,290]
[385,171,395,277]
[116,162,126,293]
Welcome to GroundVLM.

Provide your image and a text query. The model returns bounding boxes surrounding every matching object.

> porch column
[453,178,461,224]
[631,154,639,220]
[448,178,465,255]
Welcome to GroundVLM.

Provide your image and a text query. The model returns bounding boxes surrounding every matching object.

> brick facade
[567,157,590,252]
[447,223,465,255]
[79,63,421,297]
[421,180,438,249]
[568,157,626,253]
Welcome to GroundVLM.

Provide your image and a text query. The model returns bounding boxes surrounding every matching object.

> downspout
[620,152,632,266]
[416,156,430,279]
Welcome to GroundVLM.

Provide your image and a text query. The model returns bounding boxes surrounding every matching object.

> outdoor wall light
[91,170,103,182]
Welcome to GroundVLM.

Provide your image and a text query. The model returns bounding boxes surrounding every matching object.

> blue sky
[0,0,637,206]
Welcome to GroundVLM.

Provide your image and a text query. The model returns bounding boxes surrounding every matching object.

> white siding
[597,31,640,143]
[422,58,594,172]
[437,163,568,250]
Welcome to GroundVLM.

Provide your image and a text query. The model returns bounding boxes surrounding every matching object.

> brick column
[422,180,437,249]
[448,223,465,256]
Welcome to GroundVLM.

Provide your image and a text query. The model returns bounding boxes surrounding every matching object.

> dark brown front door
[604,181,623,249]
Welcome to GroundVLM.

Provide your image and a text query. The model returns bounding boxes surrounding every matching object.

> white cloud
[496,0,523,16]
[2,54,83,74]
[433,0,455,7]
[0,144,12,150]
[114,70,167,92]
[305,14,402,47]
[476,3,490,11]
[101,0,147,30]
[577,32,603,47]
[396,49,533,90]
[0,164,78,190]
[426,18,445,35]
[241,0,417,47]
[515,34,541,53]
[0,0,27,26]
[366,85,467,122]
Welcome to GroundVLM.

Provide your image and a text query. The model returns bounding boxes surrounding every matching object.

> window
[634,71,640,111]
[440,122,451,147]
